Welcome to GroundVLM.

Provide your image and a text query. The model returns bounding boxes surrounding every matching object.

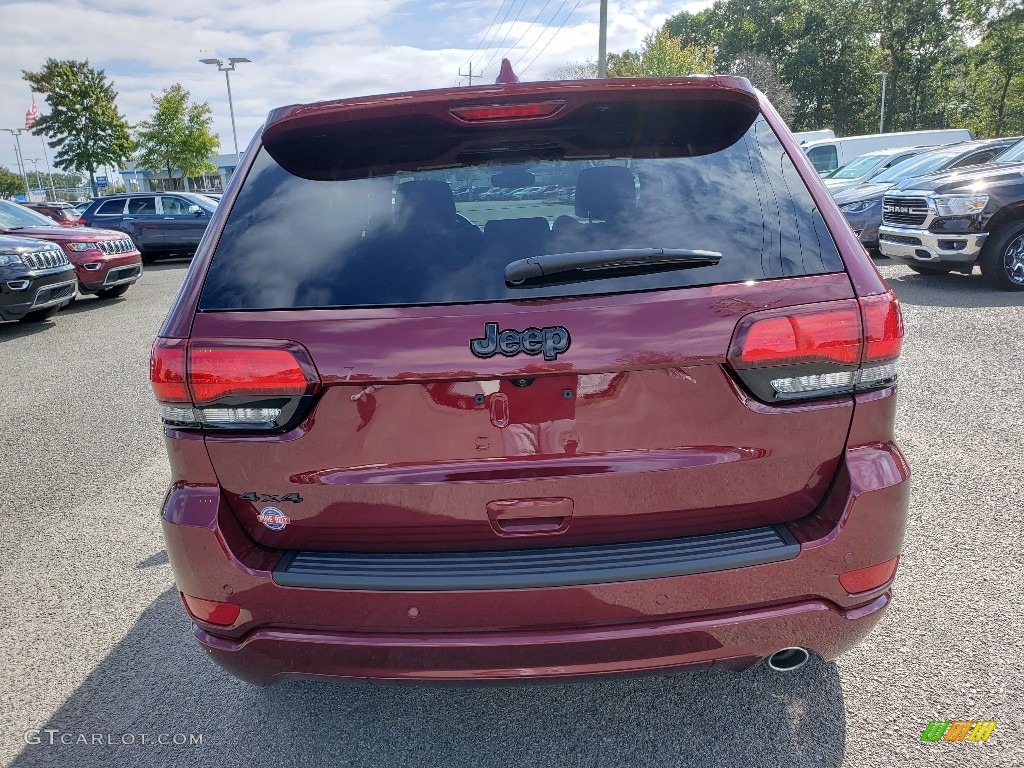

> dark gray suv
[0,235,77,323]
[79,192,218,260]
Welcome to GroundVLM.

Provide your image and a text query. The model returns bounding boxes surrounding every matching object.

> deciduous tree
[970,6,1024,135]
[22,59,134,197]
[0,166,25,199]
[607,27,715,78]
[134,84,219,192]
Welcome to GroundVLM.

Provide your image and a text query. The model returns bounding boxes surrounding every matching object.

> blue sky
[0,0,711,176]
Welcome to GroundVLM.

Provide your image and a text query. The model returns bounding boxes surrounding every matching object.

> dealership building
[118,153,239,193]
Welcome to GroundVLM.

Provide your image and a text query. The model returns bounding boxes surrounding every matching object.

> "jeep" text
[470,322,571,361]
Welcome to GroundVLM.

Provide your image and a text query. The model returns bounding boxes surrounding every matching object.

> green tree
[0,166,25,199]
[667,0,799,65]
[607,27,715,77]
[667,0,881,134]
[871,0,964,131]
[665,0,989,134]
[784,1,880,134]
[970,6,1024,135]
[22,59,134,197]
[26,170,85,190]
[134,84,219,192]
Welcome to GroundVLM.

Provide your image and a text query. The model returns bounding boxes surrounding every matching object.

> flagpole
[28,92,57,201]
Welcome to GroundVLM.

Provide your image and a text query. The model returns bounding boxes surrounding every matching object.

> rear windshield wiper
[504,248,722,287]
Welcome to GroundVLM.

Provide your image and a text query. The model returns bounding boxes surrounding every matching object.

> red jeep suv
[152,76,909,685]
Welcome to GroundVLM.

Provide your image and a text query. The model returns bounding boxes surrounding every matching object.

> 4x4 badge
[470,322,571,361]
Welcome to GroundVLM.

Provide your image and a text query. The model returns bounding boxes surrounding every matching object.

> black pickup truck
[877,138,1024,290]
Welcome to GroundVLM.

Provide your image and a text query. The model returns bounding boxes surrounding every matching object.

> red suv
[0,200,143,299]
[152,76,909,685]
[19,201,82,226]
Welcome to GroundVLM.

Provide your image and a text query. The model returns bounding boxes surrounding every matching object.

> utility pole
[459,62,479,86]
[598,0,608,78]
[2,129,31,199]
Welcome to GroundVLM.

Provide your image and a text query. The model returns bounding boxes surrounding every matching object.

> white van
[792,129,836,145]
[803,129,972,174]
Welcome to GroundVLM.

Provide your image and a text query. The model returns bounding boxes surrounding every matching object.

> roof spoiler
[262,78,761,181]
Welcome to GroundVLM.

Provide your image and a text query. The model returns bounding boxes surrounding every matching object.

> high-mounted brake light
[449,100,566,122]
[150,339,321,431]
[727,292,904,403]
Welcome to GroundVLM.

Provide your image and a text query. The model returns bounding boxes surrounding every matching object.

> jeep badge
[470,322,571,361]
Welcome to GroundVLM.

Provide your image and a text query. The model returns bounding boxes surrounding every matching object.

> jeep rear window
[199,116,842,311]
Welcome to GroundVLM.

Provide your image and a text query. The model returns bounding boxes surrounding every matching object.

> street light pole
[2,129,31,198]
[26,158,41,192]
[200,57,251,167]
[38,138,57,200]
[598,0,608,78]
[876,71,889,133]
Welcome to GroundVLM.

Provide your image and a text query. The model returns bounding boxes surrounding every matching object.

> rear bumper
[161,395,910,685]
[196,593,888,685]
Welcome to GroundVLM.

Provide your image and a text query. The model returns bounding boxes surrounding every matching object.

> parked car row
[825,137,1024,290]
[0,200,144,324]
[802,128,973,175]
[12,190,219,263]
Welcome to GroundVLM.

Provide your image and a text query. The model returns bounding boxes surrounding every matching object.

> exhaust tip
[767,647,809,673]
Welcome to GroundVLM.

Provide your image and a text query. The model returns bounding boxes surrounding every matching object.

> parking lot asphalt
[0,257,1021,768]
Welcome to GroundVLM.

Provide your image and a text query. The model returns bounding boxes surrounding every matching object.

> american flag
[25,102,38,130]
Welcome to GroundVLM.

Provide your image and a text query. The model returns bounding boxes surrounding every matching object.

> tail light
[728,291,903,403]
[150,338,320,432]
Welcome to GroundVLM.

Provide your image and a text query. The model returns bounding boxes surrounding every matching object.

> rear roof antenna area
[496,59,520,84]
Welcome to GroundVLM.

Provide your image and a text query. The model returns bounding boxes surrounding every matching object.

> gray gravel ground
[0,257,1020,767]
